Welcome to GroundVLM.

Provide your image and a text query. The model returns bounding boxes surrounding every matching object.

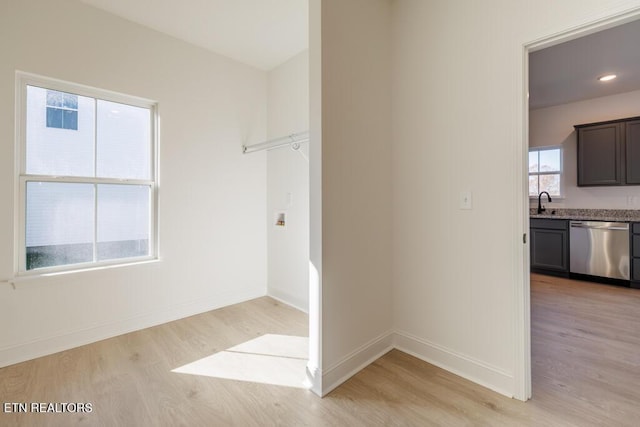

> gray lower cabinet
[631,223,640,289]
[530,218,569,276]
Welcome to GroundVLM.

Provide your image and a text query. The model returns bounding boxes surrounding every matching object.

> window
[46,90,78,130]
[529,146,562,197]
[17,73,158,273]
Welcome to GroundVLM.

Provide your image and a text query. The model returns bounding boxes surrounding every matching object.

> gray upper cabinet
[576,122,623,186]
[625,119,640,185]
[575,116,640,187]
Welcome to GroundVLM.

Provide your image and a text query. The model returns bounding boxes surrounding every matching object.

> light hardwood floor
[1,275,640,426]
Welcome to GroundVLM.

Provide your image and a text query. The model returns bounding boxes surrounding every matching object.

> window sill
[1,258,161,289]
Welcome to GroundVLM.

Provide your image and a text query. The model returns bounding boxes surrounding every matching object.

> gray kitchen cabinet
[575,116,640,186]
[625,119,640,185]
[631,222,640,289]
[576,121,623,186]
[530,218,569,276]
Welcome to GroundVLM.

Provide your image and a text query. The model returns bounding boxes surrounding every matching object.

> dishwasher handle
[570,222,629,231]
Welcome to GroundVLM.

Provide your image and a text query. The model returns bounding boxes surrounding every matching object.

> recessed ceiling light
[598,74,617,82]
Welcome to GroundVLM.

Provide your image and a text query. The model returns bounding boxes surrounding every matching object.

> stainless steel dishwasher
[569,221,630,280]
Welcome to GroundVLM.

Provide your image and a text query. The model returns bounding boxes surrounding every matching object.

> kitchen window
[16,72,158,274]
[529,146,562,198]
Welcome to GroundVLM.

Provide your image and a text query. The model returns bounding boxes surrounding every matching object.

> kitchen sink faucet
[537,191,552,214]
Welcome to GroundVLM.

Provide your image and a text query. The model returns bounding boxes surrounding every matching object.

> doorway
[524,10,640,402]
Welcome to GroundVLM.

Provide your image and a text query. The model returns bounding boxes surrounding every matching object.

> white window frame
[14,71,159,276]
[528,145,563,199]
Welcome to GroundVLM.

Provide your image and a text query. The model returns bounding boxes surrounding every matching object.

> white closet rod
[242,131,309,154]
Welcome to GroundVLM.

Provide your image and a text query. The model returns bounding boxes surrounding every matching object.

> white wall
[319,0,394,393]
[0,0,268,367]
[267,51,310,312]
[530,89,640,209]
[390,0,640,399]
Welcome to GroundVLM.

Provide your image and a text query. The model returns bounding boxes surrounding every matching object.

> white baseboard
[266,289,308,313]
[0,289,264,368]
[2,299,517,401]
[393,330,514,398]
[321,331,394,396]
[319,330,515,399]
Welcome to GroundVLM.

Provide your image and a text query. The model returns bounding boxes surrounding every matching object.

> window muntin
[529,146,562,197]
[18,73,157,274]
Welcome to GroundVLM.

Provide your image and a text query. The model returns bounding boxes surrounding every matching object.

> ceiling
[529,19,640,110]
[80,0,308,71]
[78,1,638,106]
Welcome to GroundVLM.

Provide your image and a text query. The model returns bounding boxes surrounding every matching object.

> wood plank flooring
[1,275,640,426]
[528,273,640,426]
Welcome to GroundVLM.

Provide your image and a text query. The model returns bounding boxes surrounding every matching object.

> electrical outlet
[460,191,472,210]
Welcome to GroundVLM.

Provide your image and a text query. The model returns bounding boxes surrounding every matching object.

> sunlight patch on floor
[172,334,309,389]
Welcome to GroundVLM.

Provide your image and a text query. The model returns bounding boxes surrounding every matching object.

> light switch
[460,191,472,210]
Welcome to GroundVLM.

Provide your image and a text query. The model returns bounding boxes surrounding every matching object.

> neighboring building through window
[17,73,158,273]
[46,90,78,130]
[529,146,562,197]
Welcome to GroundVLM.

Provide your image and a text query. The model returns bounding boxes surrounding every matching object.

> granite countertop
[529,208,640,222]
